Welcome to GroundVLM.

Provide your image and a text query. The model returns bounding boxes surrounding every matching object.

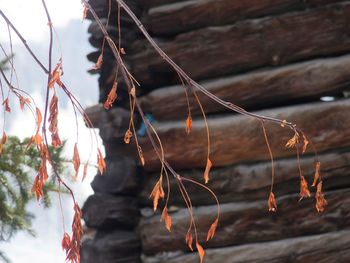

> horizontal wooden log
[140,99,350,171]
[139,188,350,254]
[81,230,141,263]
[82,194,139,229]
[131,3,350,87]
[91,155,140,194]
[142,0,188,8]
[147,0,345,35]
[142,230,350,263]
[140,55,350,120]
[140,150,350,206]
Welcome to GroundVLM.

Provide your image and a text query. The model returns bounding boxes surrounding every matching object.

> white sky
[0,1,102,262]
[0,0,84,42]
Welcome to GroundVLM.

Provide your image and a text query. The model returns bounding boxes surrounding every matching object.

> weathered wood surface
[140,55,350,120]
[91,155,140,194]
[142,230,350,263]
[82,194,139,229]
[81,230,141,263]
[140,99,350,171]
[139,188,350,254]
[147,0,346,35]
[85,105,131,140]
[142,0,188,8]
[140,150,350,206]
[131,3,350,87]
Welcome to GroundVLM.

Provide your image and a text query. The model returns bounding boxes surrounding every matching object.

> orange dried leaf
[185,231,193,251]
[35,107,42,135]
[285,133,299,148]
[34,134,42,146]
[138,146,145,166]
[149,179,165,211]
[2,98,11,112]
[48,95,61,147]
[32,175,44,201]
[1,132,7,145]
[73,143,80,178]
[299,175,311,201]
[185,115,192,135]
[61,232,71,251]
[48,61,63,88]
[83,6,89,20]
[19,96,31,111]
[82,163,88,182]
[206,218,218,241]
[51,133,62,148]
[312,161,321,187]
[0,132,7,155]
[315,181,327,213]
[93,54,103,70]
[97,149,106,175]
[268,191,277,212]
[196,243,205,263]
[103,82,118,110]
[65,203,83,263]
[0,132,7,154]
[161,207,172,232]
[124,129,133,144]
[302,134,309,154]
[204,158,212,184]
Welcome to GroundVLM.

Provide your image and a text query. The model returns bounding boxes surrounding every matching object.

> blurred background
[0,0,99,262]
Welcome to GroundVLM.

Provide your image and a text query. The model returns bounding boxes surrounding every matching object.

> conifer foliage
[0,136,66,259]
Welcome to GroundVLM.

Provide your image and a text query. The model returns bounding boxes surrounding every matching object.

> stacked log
[83,0,350,262]
[81,1,144,263]
[140,150,350,206]
[134,0,350,262]
[140,55,350,119]
[140,188,350,254]
[131,2,350,88]
[146,0,346,35]
[140,99,350,171]
[142,230,350,263]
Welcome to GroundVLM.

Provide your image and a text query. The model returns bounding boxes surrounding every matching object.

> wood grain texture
[131,3,350,87]
[82,194,139,229]
[140,55,350,120]
[147,0,346,35]
[139,188,350,254]
[140,99,350,171]
[142,0,189,8]
[140,150,350,206]
[142,230,350,263]
[81,230,141,263]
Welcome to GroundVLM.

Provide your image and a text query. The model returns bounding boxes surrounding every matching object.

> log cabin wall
[82,0,350,262]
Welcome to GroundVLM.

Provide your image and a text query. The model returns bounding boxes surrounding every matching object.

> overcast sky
[0,1,101,262]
